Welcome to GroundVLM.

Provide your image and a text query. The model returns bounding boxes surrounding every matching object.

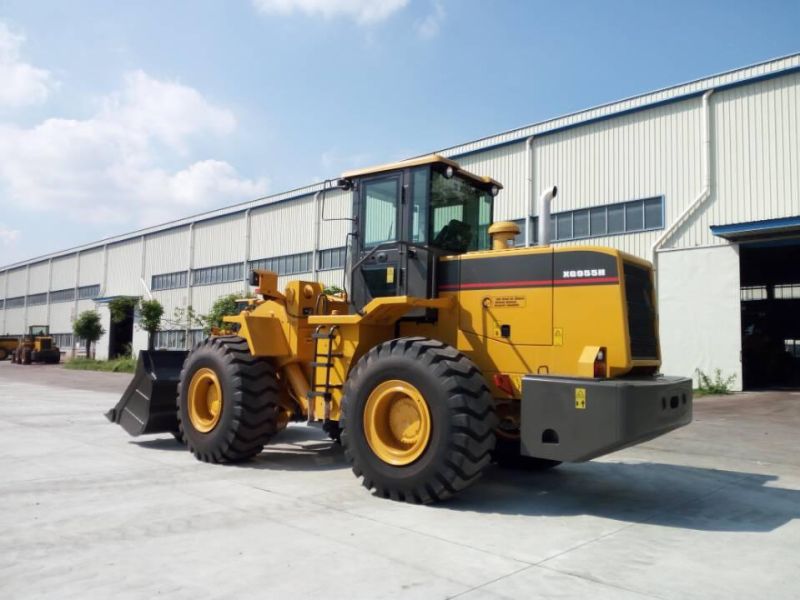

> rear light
[594,347,607,378]
[492,373,515,396]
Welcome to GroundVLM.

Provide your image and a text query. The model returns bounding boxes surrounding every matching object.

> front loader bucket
[105,350,189,436]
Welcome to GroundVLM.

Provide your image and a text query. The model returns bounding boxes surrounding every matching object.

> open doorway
[740,240,800,389]
[108,298,135,359]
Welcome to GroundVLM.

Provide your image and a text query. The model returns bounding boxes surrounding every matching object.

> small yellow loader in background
[11,325,60,365]
[107,155,691,503]
[0,335,19,361]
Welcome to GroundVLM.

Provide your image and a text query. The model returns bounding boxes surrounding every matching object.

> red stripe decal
[554,276,619,285]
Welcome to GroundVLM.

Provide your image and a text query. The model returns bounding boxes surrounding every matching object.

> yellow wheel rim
[363,379,431,466]
[188,368,223,433]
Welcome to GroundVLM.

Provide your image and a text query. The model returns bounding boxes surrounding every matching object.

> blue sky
[0,0,798,265]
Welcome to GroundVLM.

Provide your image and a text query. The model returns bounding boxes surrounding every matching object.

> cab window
[430,170,493,253]
[362,177,400,248]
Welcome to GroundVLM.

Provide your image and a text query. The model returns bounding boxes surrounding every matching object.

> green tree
[139,299,164,350]
[108,296,139,324]
[202,294,242,335]
[73,310,105,358]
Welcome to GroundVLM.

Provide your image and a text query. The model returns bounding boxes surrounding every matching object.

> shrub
[695,368,737,395]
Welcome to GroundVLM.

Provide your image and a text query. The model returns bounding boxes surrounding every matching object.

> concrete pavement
[1,362,798,599]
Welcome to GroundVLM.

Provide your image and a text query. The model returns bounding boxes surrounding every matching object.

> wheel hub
[363,379,431,466]
[188,367,223,433]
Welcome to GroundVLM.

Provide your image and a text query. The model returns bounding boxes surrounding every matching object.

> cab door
[351,174,403,309]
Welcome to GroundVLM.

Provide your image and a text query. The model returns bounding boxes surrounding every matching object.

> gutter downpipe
[524,136,535,247]
[650,89,714,288]
[312,190,321,280]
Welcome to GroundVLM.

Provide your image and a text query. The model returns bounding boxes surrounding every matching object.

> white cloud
[0,22,56,108]
[252,0,408,24]
[0,70,268,228]
[0,225,20,247]
[415,1,445,39]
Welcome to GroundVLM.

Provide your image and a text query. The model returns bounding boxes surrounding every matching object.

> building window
[152,271,187,291]
[26,293,48,306]
[740,286,768,301]
[50,288,76,303]
[318,247,346,271]
[78,285,101,300]
[52,333,74,349]
[5,296,25,308]
[250,252,312,276]
[154,329,205,350]
[512,197,664,246]
[774,284,800,299]
[191,263,244,286]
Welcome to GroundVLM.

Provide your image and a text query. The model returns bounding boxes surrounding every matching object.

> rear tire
[342,337,496,503]
[177,336,280,463]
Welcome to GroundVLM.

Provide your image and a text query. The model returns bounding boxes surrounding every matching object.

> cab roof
[342,154,503,189]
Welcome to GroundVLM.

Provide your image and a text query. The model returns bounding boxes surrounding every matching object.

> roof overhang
[342,154,503,190]
[711,216,800,241]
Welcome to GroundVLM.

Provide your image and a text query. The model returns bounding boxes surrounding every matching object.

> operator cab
[341,155,502,312]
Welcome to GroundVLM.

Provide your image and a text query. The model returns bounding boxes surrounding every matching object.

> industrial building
[2,53,799,390]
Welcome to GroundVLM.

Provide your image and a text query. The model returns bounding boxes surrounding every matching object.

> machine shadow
[130,438,186,451]
[132,424,348,470]
[131,427,800,534]
[442,461,800,533]
[237,424,347,472]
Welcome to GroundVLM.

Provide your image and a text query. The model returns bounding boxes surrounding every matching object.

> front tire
[177,336,280,463]
[342,337,496,503]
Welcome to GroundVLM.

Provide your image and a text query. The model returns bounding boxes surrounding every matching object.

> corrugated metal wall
[679,71,800,248]
[145,227,190,279]
[190,282,248,313]
[3,308,24,334]
[153,288,190,327]
[106,239,144,296]
[78,249,104,287]
[194,214,246,268]
[28,261,50,294]
[6,267,27,297]
[50,255,77,291]
[250,195,315,258]
[1,55,798,350]
[49,302,75,334]
[318,190,352,250]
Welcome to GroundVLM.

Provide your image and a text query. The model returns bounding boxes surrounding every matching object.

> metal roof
[3,51,799,272]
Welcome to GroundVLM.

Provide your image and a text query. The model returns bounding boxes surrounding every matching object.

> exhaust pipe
[537,185,558,246]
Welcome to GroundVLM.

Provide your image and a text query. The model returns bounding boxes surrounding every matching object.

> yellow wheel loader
[107,155,692,503]
[11,325,60,364]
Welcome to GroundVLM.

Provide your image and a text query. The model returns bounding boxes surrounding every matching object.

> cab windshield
[428,169,493,253]
[29,326,49,336]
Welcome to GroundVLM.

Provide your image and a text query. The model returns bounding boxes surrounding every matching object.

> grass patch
[64,357,137,373]
[694,368,737,395]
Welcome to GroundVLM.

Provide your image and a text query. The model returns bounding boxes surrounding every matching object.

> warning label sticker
[491,295,527,308]
[575,388,587,409]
